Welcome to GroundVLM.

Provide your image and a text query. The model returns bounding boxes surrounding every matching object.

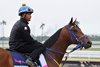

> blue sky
[0,0,100,37]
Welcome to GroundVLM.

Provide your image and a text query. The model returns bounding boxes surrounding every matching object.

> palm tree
[0,20,6,47]
[40,23,45,41]
[0,20,6,25]
[0,20,6,37]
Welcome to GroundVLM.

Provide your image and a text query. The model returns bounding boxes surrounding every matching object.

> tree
[0,20,6,37]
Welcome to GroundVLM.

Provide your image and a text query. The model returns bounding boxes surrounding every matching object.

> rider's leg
[30,46,45,61]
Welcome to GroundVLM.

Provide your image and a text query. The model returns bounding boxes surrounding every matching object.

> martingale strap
[46,51,61,67]
[46,48,65,55]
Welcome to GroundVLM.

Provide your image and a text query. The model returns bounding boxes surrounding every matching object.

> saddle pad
[10,51,28,66]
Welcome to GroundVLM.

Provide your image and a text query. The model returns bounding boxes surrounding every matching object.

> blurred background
[0,0,100,67]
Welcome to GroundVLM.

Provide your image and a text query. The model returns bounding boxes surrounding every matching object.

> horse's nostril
[87,41,92,45]
[87,41,92,48]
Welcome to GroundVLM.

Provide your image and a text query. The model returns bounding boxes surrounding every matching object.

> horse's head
[43,17,92,66]
[65,17,92,49]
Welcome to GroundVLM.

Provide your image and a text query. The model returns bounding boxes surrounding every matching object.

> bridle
[45,24,88,67]
[66,25,88,51]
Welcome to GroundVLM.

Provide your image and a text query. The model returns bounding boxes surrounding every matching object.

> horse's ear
[69,17,73,24]
[73,18,80,25]
[73,18,77,24]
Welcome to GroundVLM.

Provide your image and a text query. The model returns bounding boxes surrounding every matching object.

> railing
[64,51,100,59]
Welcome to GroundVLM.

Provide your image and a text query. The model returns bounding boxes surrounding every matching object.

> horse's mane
[43,28,62,48]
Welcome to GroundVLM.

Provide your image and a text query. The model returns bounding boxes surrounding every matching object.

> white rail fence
[64,50,100,59]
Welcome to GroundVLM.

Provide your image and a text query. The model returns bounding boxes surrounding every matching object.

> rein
[46,25,88,67]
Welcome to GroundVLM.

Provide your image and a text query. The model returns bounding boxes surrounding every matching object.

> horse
[0,17,92,67]
[43,17,92,67]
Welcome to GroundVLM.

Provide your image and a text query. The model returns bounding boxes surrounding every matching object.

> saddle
[7,49,38,67]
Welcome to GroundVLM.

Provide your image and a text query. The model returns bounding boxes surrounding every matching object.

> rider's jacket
[9,18,40,50]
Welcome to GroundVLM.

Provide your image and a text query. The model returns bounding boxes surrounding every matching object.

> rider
[9,4,45,63]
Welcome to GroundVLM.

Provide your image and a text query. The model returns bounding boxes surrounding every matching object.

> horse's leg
[0,48,13,67]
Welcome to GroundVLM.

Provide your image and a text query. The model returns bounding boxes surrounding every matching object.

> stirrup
[25,58,38,67]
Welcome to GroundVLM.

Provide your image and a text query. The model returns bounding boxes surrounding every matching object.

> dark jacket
[9,18,42,52]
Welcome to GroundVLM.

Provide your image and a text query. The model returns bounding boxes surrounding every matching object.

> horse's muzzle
[84,41,92,49]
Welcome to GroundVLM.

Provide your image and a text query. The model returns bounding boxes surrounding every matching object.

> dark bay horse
[0,17,92,67]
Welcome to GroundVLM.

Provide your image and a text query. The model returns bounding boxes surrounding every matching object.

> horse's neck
[44,27,71,67]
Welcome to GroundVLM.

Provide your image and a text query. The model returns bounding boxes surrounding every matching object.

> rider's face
[26,13,32,21]
[24,13,32,21]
